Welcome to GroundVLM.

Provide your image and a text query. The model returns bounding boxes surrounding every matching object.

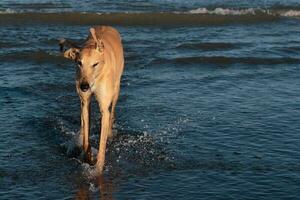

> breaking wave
[188,7,300,17]
[0,7,299,26]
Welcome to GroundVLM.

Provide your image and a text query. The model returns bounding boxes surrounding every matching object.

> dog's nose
[80,82,90,92]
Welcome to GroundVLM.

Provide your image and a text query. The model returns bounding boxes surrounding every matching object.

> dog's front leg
[95,94,113,173]
[96,107,111,173]
[79,92,92,163]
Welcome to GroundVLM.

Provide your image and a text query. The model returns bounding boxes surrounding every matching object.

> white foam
[188,7,300,17]
[0,8,16,14]
[189,7,257,15]
[188,8,208,14]
[1,7,300,18]
[280,10,300,17]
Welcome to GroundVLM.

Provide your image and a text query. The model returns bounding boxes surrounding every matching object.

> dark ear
[63,48,79,60]
[90,27,104,52]
[59,38,80,60]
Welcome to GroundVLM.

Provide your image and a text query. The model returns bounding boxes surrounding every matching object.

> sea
[1,0,300,199]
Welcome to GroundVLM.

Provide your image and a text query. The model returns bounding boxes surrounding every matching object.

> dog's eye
[77,61,82,67]
[92,62,99,68]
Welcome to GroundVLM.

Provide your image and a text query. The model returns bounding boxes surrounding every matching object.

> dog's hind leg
[79,92,92,163]
[108,84,120,138]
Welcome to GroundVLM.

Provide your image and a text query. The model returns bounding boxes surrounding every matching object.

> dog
[60,26,124,173]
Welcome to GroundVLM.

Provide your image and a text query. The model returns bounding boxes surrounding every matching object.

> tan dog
[60,26,124,173]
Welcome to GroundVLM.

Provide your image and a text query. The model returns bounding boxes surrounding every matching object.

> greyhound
[60,26,124,173]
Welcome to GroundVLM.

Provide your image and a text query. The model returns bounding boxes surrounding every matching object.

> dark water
[1,0,300,199]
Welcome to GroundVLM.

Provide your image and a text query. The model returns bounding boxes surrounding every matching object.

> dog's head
[62,28,105,93]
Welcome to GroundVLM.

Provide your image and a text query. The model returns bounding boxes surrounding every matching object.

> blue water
[1,1,300,199]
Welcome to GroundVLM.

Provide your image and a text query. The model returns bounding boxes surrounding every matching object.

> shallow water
[1,0,300,199]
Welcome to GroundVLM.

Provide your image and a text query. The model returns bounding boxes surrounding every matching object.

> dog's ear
[63,48,80,60]
[90,27,104,53]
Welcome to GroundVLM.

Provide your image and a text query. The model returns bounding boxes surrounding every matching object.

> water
[1,0,300,199]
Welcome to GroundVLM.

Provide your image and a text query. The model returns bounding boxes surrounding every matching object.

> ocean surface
[1,0,300,199]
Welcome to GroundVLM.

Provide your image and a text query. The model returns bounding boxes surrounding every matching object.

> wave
[189,8,258,15]
[0,10,286,26]
[1,6,300,16]
[1,7,300,16]
[3,50,300,66]
[280,10,300,17]
[153,56,300,65]
[0,41,21,48]
[1,7,299,27]
[1,50,140,64]
[177,42,239,50]
[1,50,67,64]
[188,7,300,17]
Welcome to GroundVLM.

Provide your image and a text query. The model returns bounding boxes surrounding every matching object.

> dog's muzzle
[80,82,90,92]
